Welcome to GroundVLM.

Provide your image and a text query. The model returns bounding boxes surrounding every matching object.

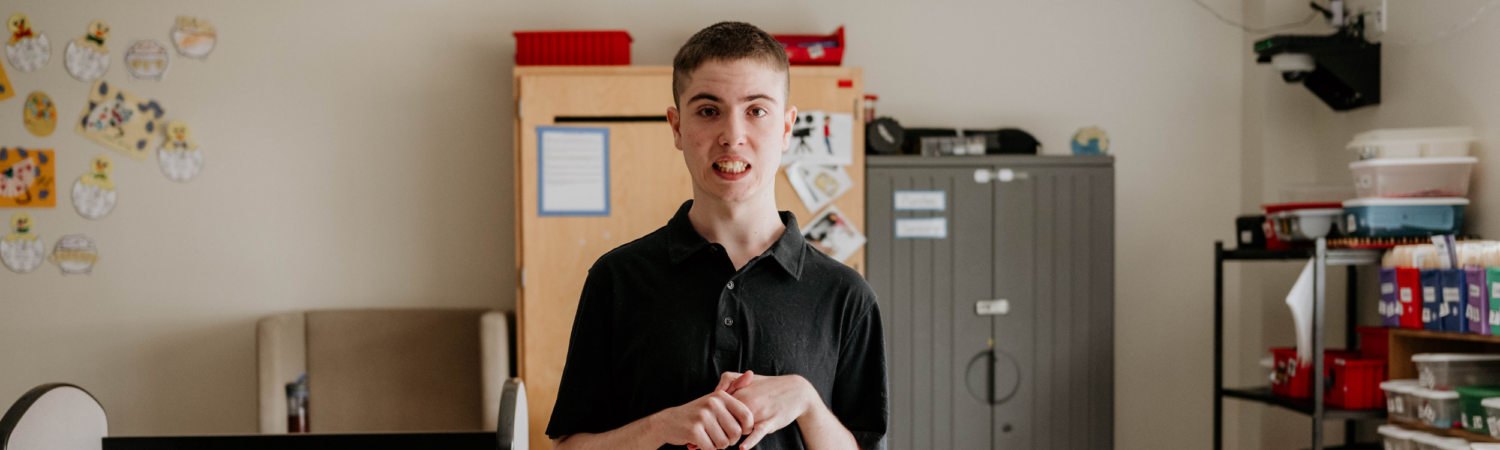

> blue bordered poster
[538,126,610,216]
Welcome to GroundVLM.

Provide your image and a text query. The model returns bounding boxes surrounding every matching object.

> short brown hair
[672,22,790,107]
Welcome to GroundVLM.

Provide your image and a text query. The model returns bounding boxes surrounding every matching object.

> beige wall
[1233,0,1500,448]
[0,0,1247,445]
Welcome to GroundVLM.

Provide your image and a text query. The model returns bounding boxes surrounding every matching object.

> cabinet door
[991,166,1114,450]
[867,167,994,450]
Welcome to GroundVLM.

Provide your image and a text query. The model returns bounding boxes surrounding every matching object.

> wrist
[642,408,666,445]
[795,376,824,421]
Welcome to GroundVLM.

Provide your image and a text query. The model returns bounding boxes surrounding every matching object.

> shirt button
[724,317,735,326]
[727,280,735,290]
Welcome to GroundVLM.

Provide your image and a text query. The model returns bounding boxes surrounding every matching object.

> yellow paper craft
[0,147,56,208]
[23,91,56,136]
[64,20,110,81]
[1,212,45,273]
[75,80,167,160]
[0,57,13,103]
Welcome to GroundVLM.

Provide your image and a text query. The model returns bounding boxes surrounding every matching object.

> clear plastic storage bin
[1270,208,1343,241]
[1415,354,1500,389]
[1343,198,1468,238]
[1379,424,1418,450]
[1350,157,1477,198]
[1416,387,1462,428]
[1411,432,1468,450]
[1347,127,1477,159]
[1385,379,1422,420]
[1483,397,1500,438]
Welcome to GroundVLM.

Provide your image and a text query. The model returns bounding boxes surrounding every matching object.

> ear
[667,106,683,151]
[782,105,797,153]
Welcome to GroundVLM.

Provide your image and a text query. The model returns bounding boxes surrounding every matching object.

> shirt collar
[666,200,806,280]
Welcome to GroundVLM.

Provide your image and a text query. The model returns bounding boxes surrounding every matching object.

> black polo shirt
[546,200,887,450]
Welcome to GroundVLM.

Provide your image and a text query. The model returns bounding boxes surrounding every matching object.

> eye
[748,108,767,118]
[697,107,718,118]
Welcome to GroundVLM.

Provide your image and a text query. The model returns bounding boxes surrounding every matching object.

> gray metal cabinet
[866,156,1114,450]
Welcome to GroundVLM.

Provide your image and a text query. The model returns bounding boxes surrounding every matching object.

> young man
[545,22,887,450]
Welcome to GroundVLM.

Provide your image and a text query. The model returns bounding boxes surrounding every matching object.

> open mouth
[713,160,749,174]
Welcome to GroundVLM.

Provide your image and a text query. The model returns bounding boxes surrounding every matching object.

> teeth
[715,161,748,174]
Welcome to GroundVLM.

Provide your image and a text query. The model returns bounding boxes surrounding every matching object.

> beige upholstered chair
[257,308,514,434]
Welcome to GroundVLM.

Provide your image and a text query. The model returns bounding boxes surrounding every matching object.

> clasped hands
[651,371,818,450]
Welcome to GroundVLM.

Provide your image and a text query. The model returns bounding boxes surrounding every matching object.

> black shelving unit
[1213,239,1386,450]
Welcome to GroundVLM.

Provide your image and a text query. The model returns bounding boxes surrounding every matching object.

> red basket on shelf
[1325,355,1388,409]
[772,26,844,66]
[1271,347,1360,398]
[514,30,632,66]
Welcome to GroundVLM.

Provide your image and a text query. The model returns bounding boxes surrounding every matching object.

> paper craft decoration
[1,212,45,273]
[158,121,203,182]
[785,162,852,213]
[171,16,216,59]
[72,155,116,220]
[49,234,97,276]
[64,20,110,81]
[76,80,167,160]
[123,40,169,81]
[1072,126,1110,155]
[802,205,866,263]
[537,126,610,216]
[0,147,56,208]
[23,91,56,136]
[6,13,49,72]
[0,54,11,103]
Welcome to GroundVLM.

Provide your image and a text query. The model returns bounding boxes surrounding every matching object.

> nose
[718,112,749,149]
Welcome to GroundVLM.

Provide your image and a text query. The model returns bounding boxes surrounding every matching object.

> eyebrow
[686,93,777,105]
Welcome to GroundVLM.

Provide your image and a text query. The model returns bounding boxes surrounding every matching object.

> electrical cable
[1192,0,1322,32]
[1376,0,1500,46]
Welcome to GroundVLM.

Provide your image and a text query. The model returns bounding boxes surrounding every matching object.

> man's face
[668,59,794,206]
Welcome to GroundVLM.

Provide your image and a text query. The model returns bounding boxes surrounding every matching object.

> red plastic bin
[1325,355,1388,409]
[1357,326,1389,361]
[1271,347,1359,398]
[514,30,631,66]
[772,26,844,66]
[1261,202,1343,250]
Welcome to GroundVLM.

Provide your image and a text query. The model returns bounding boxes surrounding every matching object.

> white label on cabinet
[894,190,946,211]
[895,217,947,239]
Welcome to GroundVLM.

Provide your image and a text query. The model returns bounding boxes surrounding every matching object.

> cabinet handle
[974,168,1030,183]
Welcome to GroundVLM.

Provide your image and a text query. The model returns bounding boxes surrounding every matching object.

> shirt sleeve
[832,296,889,450]
[545,268,615,439]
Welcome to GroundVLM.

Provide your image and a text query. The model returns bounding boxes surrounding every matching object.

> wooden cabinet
[512,66,864,447]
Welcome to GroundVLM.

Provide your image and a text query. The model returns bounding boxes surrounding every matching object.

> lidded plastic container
[1456,386,1500,435]
[1350,157,1477,198]
[1269,208,1343,241]
[1379,424,1418,450]
[1385,380,1422,420]
[1412,432,1468,450]
[1342,198,1468,238]
[1415,354,1500,389]
[1471,442,1500,450]
[1347,127,1477,159]
[1483,398,1500,438]
[1415,387,1462,428]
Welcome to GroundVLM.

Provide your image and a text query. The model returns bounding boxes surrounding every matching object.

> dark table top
[103,431,497,450]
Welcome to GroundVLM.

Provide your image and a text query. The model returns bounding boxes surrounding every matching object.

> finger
[718,391,754,434]
[690,426,714,450]
[715,372,742,392]
[711,396,743,437]
[702,410,732,449]
[727,370,754,394]
[741,423,772,450]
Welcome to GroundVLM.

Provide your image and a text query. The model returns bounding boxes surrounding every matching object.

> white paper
[785,162,852,213]
[895,217,947,239]
[1286,259,1315,363]
[803,205,866,263]
[539,127,609,216]
[894,190,945,211]
[781,111,851,166]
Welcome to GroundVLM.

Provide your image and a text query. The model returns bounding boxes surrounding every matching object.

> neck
[687,190,784,269]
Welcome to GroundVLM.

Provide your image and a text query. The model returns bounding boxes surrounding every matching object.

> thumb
[715,372,743,392]
[727,370,755,394]
[740,423,771,449]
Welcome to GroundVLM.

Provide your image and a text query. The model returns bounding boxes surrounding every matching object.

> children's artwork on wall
[171,16,215,59]
[2,212,45,273]
[0,54,12,103]
[49,234,97,276]
[72,155,116,220]
[802,205,866,263]
[23,92,56,136]
[76,80,167,160]
[64,20,110,82]
[158,121,202,182]
[0,147,56,208]
[123,40,169,81]
[6,13,49,73]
